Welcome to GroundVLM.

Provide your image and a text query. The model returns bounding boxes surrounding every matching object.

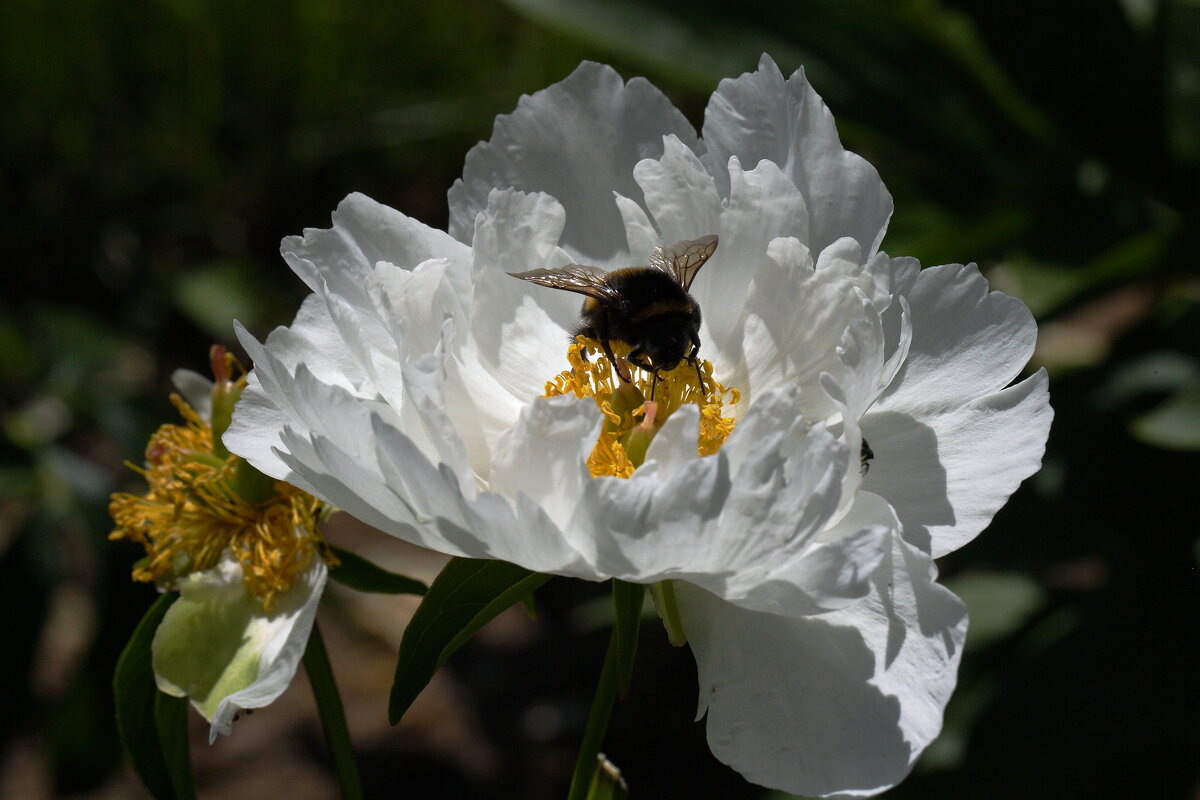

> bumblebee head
[644,326,690,372]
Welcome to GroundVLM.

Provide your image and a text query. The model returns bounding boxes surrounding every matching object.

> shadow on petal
[676,583,913,797]
[860,411,953,553]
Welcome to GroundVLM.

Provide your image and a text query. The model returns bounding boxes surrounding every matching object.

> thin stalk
[303,621,364,800]
[566,624,623,800]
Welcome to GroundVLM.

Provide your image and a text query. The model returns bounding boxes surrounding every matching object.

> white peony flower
[224,56,1051,797]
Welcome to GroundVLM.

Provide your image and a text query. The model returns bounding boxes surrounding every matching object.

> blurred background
[2,0,1197,798]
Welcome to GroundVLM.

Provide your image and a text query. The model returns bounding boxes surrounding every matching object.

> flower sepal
[231,455,278,505]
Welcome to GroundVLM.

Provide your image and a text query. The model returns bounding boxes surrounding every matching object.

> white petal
[274,195,470,407]
[208,560,327,742]
[828,288,888,420]
[367,415,596,576]
[316,275,400,399]
[677,534,967,798]
[468,189,578,402]
[265,392,597,580]
[864,368,1052,556]
[221,372,302,489]
[691,157,810,359]
[151,556,327,742]
[632,135,722,248]
[866,263,1051,555]
[818,374,867,521]
[371,256,468,359]
[267,361,386,478]
[171,369,213,420]
[731,239,870,419]
[488,394,602,534]
[701,55,893,260]
[876,263,1039,410]
[276,421,428,536]
[283,192,469,296]
[247,293,366,394]
[586,391,880,613]
[396,353,474,491]
[449,62,699,268]
[613,192,659,262]
[443,332,526,474]
[224,325,365,497]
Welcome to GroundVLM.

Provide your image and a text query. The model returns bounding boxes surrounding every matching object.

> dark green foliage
[327,545,428,596]
[389,558,551,723]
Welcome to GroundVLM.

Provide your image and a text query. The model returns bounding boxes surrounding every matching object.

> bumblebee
[509,235,718,399]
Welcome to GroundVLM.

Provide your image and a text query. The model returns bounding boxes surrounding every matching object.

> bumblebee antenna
[650,370,660,403]
[692,359,707,397]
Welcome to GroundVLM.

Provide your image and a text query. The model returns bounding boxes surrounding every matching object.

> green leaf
[388,558,550,723]
[503,0,816,92]
[1163,0,1200,165]
[303,622,363,800]
[171,261,263,339]
[610,581,645,698]
[113,593,195,800]
[327,545,428,595]
[1093,351,1200,410]
[519,591,539,620]
[944,571,1045,650]
[154,692,193,800]
[1132,380,1200,451]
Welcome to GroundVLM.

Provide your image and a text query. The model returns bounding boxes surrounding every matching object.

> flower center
[543,336,739,477]
[109,393,328,611]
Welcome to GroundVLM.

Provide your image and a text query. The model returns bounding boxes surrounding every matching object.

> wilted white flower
[111,366,328,742]
[225,56,1051,796]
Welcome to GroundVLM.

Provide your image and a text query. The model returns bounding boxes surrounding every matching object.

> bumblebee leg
[626,346,654,373]
[590,316,631,382]
[623,347,658,399]
[687,331,707,395]
[600,337,631,383]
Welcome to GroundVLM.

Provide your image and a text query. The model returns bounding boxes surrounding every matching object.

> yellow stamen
[544,337,739,478]
[109,393,331,611]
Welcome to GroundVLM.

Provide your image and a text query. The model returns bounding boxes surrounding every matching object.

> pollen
[544,337,739,478]
[109,393,329,611]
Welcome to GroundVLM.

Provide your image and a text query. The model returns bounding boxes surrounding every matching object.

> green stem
[303,622,363,800]
[566,624,623,800]
[650,579,687,646]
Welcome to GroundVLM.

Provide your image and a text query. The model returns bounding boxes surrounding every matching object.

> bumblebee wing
[507,264,621,302]
[647,234,718,291]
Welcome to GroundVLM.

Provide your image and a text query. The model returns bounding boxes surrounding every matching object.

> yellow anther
[544,337,738,478]
[109,393,331,611]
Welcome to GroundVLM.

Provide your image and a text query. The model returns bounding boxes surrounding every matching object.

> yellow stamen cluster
[109,394,327,611]
[544,337,739,478]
